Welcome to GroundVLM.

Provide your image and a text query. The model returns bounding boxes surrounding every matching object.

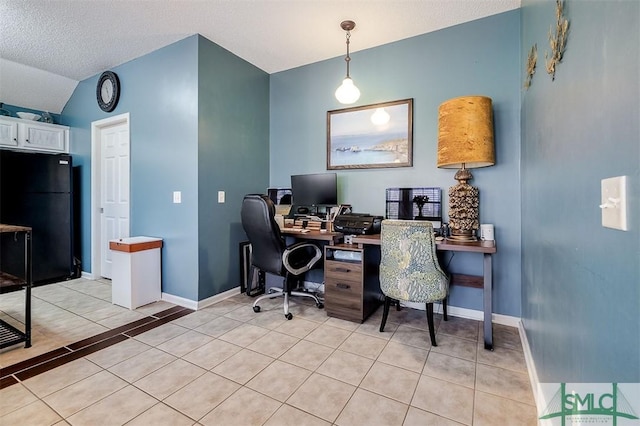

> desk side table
[324,244,382,322]
[352,234,497,350]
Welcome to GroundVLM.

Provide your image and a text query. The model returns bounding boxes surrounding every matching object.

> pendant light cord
[344,31,351,78]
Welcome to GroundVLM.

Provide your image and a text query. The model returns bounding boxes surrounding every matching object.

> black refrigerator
[0,150,75,284]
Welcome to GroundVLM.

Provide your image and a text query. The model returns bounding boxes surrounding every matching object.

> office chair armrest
[282,242,322,276]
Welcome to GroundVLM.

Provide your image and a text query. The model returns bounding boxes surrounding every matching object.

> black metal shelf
[0,225,32,349]
[0,318,28,349]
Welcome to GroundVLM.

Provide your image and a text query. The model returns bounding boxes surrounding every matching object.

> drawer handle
[335,267,350,273]
[336,283,351,290]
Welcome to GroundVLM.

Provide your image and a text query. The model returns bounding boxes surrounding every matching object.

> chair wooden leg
[380,297,392,332]
[426,303,437,346]
[443,297,448,321]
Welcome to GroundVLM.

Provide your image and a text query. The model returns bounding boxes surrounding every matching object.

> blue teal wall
[521,0,639,381]
[63,36,201,300]
[270,11,523,317]
[61,34,269,302]
[197,36,270,299]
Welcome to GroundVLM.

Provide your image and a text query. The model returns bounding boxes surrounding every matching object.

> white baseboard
[83,270,239,310]
[196,286,241,310]
[161,286,241,311]
[400,300,521,328]
[105,273,519,327]
[519,320,545,417]
[161,292,198,310]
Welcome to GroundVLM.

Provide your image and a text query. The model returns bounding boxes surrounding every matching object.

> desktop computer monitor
[290,173,338,207]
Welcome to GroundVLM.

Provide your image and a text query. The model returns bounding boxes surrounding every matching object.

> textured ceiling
[0,0,520,114]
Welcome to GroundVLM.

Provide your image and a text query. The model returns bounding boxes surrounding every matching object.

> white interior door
[100,122,130,278]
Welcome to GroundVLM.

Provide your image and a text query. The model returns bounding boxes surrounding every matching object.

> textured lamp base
[447,179,480,242]
[446,230,477,242]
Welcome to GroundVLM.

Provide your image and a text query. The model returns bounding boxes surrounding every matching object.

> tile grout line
[0,306,194,390]
[4,292,535,424]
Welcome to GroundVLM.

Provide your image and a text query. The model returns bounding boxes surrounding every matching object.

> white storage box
[333,250,363,262]
[109,236,163,309]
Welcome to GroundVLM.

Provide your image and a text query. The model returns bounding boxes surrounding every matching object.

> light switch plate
[218,191,225,203]
[173,191,181,204]
[601,176,627,230]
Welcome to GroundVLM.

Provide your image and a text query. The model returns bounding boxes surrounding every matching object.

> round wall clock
[96,71,120,112]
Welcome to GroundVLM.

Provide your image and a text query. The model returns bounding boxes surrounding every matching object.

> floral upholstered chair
[379,219,449,346]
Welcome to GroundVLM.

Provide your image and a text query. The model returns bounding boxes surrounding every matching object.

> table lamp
[437,96,495,241]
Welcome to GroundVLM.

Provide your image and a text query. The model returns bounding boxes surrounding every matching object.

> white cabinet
[110,237,163,309]
[22,123,67,152]
[0,119,19,147]
[0,116,69,153]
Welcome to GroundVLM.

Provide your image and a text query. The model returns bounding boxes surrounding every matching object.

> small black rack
[385,187,442,222]
[0,225,32,349]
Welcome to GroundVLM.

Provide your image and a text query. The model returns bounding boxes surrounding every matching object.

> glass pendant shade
[335,77,360,104]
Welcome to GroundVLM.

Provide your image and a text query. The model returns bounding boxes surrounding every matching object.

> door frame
[90,112,130,279]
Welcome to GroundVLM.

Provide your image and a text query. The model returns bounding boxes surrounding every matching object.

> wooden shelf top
[351,233,497,254]
[0,224,32,234]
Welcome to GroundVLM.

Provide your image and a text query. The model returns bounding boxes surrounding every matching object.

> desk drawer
[325,278,362,299]
[325,281,363,321]
[325,260,362,282]
[325,292,361,311]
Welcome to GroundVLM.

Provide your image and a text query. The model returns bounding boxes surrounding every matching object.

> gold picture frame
[327,99,413,170]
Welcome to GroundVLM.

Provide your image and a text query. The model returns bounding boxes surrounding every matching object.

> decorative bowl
[16,112,41,121]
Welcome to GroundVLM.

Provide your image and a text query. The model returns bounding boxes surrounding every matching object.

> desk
[280,228,343,245]
[281,228,497,350]
[352,234,497,350]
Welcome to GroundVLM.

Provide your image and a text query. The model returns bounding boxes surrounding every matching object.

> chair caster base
[285,313,293,320]
[253,306,261,313]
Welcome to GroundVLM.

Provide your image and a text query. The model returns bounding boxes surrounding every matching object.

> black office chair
[241,194,324,320]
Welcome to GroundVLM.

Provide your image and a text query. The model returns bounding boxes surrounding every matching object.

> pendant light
[335,20,360,104]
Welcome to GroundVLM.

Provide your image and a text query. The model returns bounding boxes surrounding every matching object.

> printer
[333,213,383,235]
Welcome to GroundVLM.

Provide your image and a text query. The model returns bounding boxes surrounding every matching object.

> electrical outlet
[173,191,181,204]
[600,176,627,230]
[218,191,225,203]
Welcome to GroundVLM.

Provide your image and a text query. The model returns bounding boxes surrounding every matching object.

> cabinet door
[0,119,19,147]
[21,123,67,152]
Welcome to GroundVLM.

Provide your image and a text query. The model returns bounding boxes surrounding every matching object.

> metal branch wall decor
[524,44,537,90]
[545,0,570,80]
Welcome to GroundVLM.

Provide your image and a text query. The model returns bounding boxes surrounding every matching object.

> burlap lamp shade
[437,96,494,169]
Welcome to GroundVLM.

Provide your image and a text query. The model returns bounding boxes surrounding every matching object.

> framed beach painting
[327,98,413,170]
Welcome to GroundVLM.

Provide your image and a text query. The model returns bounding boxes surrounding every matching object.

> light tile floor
[1,278,538,425]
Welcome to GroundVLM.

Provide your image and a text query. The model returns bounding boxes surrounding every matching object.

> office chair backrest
[241,194,286,276]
